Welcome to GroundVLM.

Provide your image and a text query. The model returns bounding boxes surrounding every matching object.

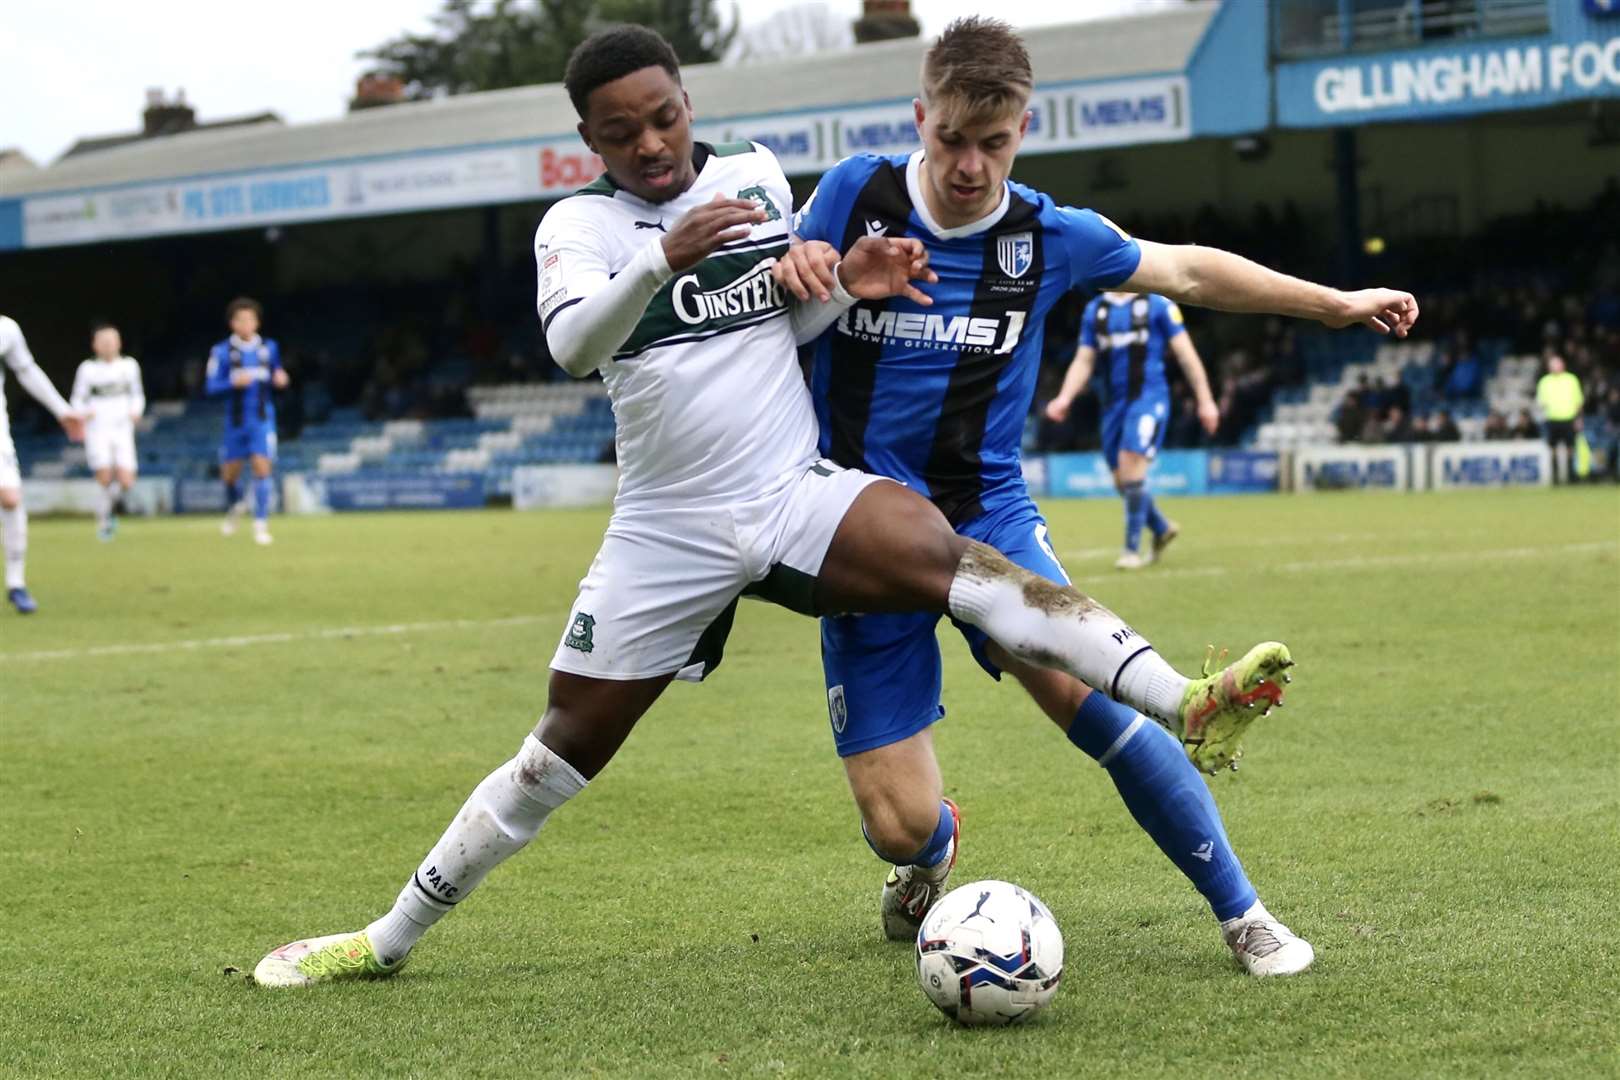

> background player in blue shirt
[782,16,1417,975]
[1046,291,1221,569]
[205,297,288,546]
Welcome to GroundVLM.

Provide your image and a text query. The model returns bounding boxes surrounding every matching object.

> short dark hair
[225,297,263,323]
[564,25,681,118]
[90,321,118,337]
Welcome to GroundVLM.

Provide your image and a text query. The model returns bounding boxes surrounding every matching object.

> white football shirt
[71,357,146,430]
[535,142,819,508]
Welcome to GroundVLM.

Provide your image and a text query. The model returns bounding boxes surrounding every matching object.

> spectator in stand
[1337,386,1366,444]
[1512,408,1540,440]
[1440,333,1484,400]
[1536,353,1584,484]
[1383,405,1413,443]
[1431,409,1461,442]
[1410,415,1432,442]
[1484,411,1511,440]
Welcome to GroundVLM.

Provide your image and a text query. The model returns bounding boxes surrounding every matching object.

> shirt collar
[229,334,262,349]
[905,150,1010,240]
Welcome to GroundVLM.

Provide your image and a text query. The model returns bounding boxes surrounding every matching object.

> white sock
[2,503,26,590]
[365,734,587,964]
[1113,650,1192,726]
[946,541,1189,725]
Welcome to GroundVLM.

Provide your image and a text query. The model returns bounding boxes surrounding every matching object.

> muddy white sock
[946,541,1188,724]
[365,735,587,963]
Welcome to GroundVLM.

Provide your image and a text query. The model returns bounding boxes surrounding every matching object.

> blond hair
[920,17,1033,126]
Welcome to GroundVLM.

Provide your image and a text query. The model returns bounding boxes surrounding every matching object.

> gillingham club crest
[997,231,1034,279]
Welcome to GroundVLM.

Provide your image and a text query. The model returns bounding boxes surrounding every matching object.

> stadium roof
[1,3,1216,198]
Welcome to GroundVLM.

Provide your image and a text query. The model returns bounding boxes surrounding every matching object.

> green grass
[2,489,1617,1078]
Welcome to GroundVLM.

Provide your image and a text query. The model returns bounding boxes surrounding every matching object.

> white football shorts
[85,425,137,473]
[549,458,884,683]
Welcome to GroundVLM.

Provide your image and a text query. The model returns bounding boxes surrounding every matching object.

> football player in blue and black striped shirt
[1046,291,1221,569]
[205,297,289,545]
[784,16,1415,975]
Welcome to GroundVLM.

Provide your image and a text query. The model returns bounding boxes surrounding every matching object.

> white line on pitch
[1067,539,1617,585]
[0,613,556,665]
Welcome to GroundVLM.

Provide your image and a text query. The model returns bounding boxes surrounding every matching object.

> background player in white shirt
[0,315,85,613]
[70,324,145,541]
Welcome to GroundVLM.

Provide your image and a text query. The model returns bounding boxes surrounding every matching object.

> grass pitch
[2,488,1617,1078]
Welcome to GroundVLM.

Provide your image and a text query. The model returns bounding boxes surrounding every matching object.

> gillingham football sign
[1278,32,1620,126]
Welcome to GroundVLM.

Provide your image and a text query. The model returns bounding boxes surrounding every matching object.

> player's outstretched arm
[1045,345,1096,423]
[543,194,766,377]
[1125,240,1419,337]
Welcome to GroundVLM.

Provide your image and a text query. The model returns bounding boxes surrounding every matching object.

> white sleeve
[788,264,858,345]
[537,205,674,378]
[1,318,70,420]
[129,360,146,418]
[70,362,91,412]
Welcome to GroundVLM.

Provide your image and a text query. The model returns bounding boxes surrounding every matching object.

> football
[915,880,1064,1026]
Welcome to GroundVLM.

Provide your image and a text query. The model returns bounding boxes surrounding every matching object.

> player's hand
[772,240,842,303]
[271,368,290,390]
[129,411,142,424]
[1325,289,1420,337]
[59,413,85,442]
[230,368,256,388]
[1044,397,1073,423]
[1197,398,1221,435]
[838,236,936,305]
[661,193,768,272]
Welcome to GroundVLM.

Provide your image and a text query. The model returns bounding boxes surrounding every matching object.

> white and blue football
[915,879,1064,1026]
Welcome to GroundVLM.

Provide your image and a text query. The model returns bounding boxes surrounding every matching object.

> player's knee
[857,787,942,862]
[863,809,938,864]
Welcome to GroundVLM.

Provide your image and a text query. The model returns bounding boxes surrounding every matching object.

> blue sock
[1121,481,1147,551]
[864,799,955,868]
[1143,488,1169,538]
[1067,692,1257,921]
[253,476,272,521]
[225,479,242,507]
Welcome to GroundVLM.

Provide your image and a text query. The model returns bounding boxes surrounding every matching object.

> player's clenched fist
[772,240,842,303]
[1324,288,1420,338]
[660,193,768,272]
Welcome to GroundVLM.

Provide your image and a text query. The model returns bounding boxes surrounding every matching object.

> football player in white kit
[0,315,85,613]
[70,324,145,541]
[252,27,1308,988]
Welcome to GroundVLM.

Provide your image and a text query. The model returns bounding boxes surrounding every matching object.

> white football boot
[879,799,961,941]
[1114,549,1145,571]
[253,519,274,546]
[1223,902,1315,976]
[221,501,245,537]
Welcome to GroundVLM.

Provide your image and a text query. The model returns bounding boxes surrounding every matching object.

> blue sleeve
[1059,207,1141,293]
[203,344,232,397]
[1079,299,1100,348]
[267,340,282,369]
[1153,296,1186,340]
[793,155,877,246]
